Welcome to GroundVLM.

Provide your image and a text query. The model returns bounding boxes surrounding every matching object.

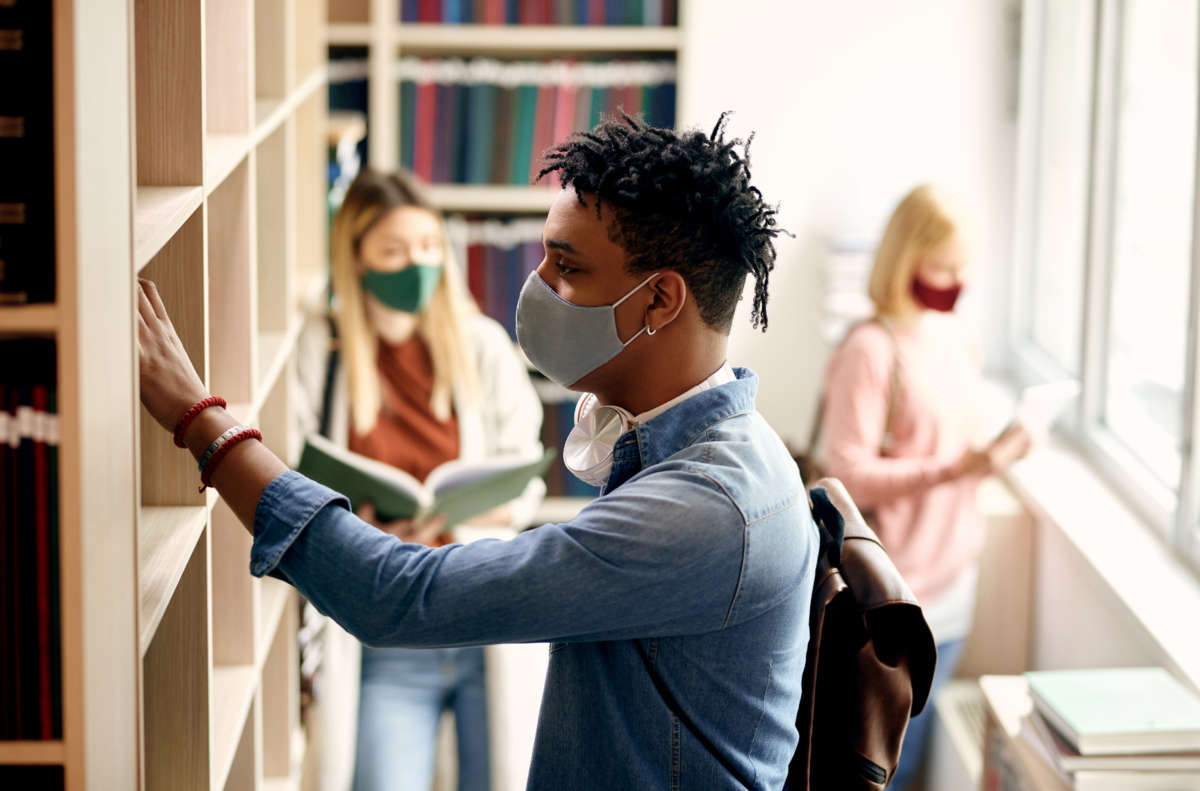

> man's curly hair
[537,112,784,332]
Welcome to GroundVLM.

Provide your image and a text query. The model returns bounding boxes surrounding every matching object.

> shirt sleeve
[820,330,959,507]
[250,468,755,648]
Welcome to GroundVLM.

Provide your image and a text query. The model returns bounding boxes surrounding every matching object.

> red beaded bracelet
[173,396,227,448]
[198,427,262,492]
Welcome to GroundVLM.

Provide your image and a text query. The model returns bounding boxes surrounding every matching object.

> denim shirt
[250,367,819,790]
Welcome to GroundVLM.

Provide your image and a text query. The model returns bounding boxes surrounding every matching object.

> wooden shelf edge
[134,186,204,272]
[138,505,208,656]
[0,304,58,334]
[257,579,291,660]
[262,726,307,791]
[211,665,257,791]
[426,184,558,214]
[325,22,372,45]
[253,65,329,148]
[0,740,65,765]
[204,134,253,197]
[401,24,680,51]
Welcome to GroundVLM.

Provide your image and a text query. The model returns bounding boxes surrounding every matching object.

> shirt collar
[602,367,759,493]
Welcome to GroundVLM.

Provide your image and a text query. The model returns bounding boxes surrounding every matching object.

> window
[1014,0,1200,563]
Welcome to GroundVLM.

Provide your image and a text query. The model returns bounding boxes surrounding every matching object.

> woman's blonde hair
[867,185,961,317]
[330,168,480,436]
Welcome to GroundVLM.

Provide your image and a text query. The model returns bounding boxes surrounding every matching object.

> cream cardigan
[294,307,546,791]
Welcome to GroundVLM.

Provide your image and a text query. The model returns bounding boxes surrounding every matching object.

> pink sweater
[820,318,983,604]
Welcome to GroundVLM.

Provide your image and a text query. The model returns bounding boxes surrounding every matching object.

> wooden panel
[135,186,204,272]
[207,160,256,404]
[211,666,257,791]
[144,535,210,791]
[223,695,259,791]
[0,741,65,764]
[294,0,326,84]
[0,304,58,334]
[140,211,207,506]
[327,0,369,24]
[256,121,294,334]
[256,0,293,99]
[134,0,203,184]
[261,595,298,780]
[138,506,208,655]
[212,499,257,667]
[259,355,296,467]
[292,92,327,285]
[206,0,254,134]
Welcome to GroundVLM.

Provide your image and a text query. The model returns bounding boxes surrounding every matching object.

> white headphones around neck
[562,394,635,487]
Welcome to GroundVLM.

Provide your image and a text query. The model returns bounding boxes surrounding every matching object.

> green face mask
[361,264,443,314]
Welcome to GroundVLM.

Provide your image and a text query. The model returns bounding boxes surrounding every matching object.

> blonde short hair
[330,168,480,436]
[867,185,961,317]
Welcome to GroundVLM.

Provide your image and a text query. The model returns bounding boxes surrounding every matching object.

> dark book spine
[0,382,9,739]
[0,0,56,304]
[47,388,60,738]
[7,385,22,737]
[33,385,51,739]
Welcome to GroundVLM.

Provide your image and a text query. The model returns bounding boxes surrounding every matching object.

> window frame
[1012,0,1200,572]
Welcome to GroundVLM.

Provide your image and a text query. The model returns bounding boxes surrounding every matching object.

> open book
[297,433,554,530]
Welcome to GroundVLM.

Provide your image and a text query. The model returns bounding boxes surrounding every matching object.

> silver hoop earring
[646,324,656,336]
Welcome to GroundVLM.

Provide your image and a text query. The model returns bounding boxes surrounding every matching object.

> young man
[137,115,819,790]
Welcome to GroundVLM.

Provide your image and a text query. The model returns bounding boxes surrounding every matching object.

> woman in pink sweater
[819,185,1030,790]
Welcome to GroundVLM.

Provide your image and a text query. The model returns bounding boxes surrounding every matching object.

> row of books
[0,0,56,304]
[540,397,598,497]
[396,57,676,185]
[399,0,678,25]
[0,339,62,741]
[1019,667,1200,790]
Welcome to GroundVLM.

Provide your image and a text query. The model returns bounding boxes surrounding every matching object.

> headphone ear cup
[564,403,634,486]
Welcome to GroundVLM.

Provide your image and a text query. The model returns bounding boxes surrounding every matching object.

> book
[296,433,554,529]
[1021,711,1200,773]
[1073,770,1200,791]
[1026,668,1200,756]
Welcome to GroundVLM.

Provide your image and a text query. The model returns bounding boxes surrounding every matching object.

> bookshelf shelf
[211,664,257,791]
[0,740,65,764]
[326,23,681,53]
[134,186,204,272]
[259,578,291,654]
[254,66,328,147]
[427,184,560,213]
[204,134,253,196]
[0,304,58,334]
[138,506,208,656]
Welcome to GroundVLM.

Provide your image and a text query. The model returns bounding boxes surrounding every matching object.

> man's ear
[645,271,688,333]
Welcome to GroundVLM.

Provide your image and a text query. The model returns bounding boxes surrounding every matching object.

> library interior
[3,1,1200,790]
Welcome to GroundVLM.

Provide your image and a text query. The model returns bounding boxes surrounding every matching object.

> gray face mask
[515,270,659,387]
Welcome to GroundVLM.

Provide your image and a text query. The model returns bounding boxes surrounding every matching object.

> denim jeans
[352,645,490,791]
[887,637,967,791]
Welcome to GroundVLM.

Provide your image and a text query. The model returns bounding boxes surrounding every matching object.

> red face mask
[911,275,962,312]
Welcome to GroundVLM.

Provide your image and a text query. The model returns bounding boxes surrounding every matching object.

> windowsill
[1003,435,1200,690]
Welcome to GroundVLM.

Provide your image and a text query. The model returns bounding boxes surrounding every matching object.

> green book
[510,84,538,185]
[1025,668,1200,755]
[399,81,417,170]
[297,433,555,530]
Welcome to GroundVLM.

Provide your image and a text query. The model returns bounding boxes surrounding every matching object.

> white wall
[679,0,1020,440]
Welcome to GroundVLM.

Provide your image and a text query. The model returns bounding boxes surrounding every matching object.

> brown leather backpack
[786,478,938,791]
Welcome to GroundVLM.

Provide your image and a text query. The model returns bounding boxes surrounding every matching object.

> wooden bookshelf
[0,0,329,788]
[327,0,685,174]
[426,184,560,214]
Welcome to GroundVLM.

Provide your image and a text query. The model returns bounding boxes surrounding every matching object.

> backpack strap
[809,318,903,459]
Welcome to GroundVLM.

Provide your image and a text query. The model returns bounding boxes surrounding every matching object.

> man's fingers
[140,278,171,322]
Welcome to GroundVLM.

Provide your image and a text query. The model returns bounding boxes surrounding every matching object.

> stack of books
[1019,668,1200,790]
[0,338,61,740]
[397,57,677,186]
[399,0,679,26]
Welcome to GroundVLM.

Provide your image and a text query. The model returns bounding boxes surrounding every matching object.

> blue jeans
[887,638,966,791]
[352,645,491,791]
